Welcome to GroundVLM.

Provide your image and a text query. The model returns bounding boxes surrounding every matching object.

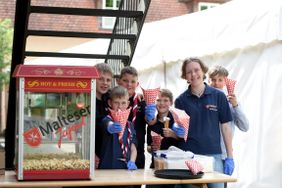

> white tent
[131,0,282,187]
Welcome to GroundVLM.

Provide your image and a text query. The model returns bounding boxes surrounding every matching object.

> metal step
[25,51,129,61]
[30,6,144,18]
[27,30,137,40]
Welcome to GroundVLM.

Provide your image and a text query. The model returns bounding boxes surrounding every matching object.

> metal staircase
[5,0,151,168]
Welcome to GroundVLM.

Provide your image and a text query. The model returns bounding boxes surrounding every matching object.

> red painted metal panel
[22,169,90,180]
[13,64,100,79]
[24,77,92,92]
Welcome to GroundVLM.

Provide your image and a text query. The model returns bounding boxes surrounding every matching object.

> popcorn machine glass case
[13,65,99,180]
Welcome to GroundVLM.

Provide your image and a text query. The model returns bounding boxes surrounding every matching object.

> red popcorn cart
[13,65,99,180]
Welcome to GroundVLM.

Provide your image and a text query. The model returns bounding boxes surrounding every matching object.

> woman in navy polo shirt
[175,58,234,188]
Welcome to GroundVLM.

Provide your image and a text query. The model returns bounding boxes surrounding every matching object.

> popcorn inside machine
[13,65,99,180]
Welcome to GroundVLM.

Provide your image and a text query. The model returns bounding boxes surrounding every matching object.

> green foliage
[0,19,13,90]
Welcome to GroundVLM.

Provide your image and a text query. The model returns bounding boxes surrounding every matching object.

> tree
[0,19,13,132]
[0,19,13,90]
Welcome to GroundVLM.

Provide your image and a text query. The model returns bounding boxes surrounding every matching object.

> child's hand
[172,123,185,138]
[224,157,234,175]
[151,139,161,151]
[127,160,138,170]
[137,93,144,101]
[227,94,238,107]
[95,154,100,169]
[162,128,175,138]
[107,121,122,134]
[145,104,157,121]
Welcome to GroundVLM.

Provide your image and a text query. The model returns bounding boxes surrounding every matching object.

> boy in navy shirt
[94,63,113,165]
[117,66,147,169]
[147,89,185,168]
[98,86,137,170]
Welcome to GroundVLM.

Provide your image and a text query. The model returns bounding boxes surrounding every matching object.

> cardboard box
[0,150,5,175]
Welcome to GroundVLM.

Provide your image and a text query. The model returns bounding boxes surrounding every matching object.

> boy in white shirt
[208,65,249,161]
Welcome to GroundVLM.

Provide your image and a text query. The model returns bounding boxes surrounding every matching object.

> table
[0,170,236,188]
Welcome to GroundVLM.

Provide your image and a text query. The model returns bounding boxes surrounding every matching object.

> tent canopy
[131,0,282,188]
[25,0,282,187]
[132,0,282,71]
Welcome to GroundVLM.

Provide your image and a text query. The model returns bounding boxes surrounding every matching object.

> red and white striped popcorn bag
[225,78,236,95]
[151,131,163,151]
[108,108,131,141]
[170,107,190,142]
[141,87,160,104]
[185,159,204,175]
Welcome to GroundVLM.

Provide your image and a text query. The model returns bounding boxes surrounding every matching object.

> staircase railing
[5,0,151,169]
[106,0,151,76]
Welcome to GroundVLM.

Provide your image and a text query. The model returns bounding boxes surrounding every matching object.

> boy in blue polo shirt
[175,58,234,188]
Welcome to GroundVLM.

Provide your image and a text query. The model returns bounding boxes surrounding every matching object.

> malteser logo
[56,116,85,148]
[23,105,90,148]
[23,127,42,147]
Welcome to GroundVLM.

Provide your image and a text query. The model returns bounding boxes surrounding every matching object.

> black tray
[154,169,204,179]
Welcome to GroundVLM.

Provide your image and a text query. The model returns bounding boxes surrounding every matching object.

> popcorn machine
[13,65,99,180]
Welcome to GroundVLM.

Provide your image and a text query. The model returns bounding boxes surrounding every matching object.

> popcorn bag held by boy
[225,78,236,95]
[151,131,163,151]
[141,87,160,104]
[170,108,190,142]
[108,108,131,141]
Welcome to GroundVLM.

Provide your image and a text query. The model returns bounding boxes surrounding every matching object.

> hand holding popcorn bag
[141,87,160,104]
[142,87,160,122]
[108,108,131,141]
[225,78,236,95]
[170,107,190,142]
[151,131,163,151]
